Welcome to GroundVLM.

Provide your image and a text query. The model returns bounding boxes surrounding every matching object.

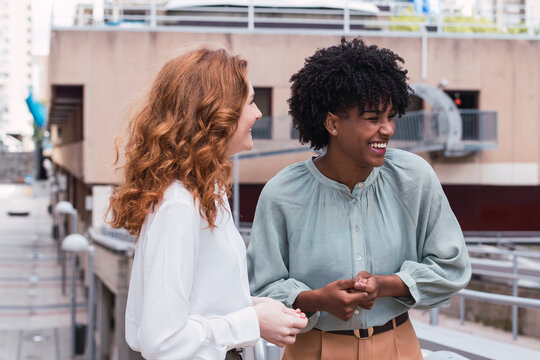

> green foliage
[444,15,497,33]
[390,14,426,32]
[390,6,426,32]
[389,9,531,35]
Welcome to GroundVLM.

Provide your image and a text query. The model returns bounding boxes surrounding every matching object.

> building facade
[0,0,34,138]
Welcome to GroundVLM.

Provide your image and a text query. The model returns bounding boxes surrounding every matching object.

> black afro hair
[288,38,411,150]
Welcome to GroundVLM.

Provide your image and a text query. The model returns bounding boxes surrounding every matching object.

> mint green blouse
[247,148,471,331]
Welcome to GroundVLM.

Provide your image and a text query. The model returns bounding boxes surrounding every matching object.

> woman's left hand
[351,271,379,310]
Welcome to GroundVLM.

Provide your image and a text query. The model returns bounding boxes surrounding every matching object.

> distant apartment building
[0,0,33,138]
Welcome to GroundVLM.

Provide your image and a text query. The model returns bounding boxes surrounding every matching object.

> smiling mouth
[369,142,387,149]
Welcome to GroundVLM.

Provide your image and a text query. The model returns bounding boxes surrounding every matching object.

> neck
[313,146,373,193]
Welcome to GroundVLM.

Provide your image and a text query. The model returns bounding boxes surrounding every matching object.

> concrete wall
[48,30,540,186]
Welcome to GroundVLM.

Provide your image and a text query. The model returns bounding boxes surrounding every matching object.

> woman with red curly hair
[108,48,307,360]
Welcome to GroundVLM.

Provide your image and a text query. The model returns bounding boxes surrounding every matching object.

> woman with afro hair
[247,38,470,359]
[108,48,308,360]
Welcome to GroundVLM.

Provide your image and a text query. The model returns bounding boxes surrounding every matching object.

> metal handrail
[54,2,540,38]
[457,289,540,309]
[468,246,540,259]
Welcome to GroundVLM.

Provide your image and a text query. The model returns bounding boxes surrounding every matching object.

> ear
[324,112,339,136]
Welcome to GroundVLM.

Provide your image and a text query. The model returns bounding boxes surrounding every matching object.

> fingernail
[295,308,301,313]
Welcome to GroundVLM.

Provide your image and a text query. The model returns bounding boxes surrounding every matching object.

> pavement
[0,183,86,360]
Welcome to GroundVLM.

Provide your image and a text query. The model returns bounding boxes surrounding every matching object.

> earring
[332,130,337,133]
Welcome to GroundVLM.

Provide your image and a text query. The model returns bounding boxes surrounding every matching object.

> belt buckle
[353,327,374,339]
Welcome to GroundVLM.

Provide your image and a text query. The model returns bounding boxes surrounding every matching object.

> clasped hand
[318,271,379,321]
[253,297,308,347]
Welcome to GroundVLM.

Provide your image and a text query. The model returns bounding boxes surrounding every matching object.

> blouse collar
[305,156,381,194]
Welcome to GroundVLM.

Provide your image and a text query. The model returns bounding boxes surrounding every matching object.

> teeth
[370,142,387,149]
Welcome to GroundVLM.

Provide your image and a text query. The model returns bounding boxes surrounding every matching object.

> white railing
[52,1,540,38]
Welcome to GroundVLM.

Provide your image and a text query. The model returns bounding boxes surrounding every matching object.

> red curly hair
[108,48,249,235]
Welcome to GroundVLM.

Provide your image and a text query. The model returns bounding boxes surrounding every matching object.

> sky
[32,0,82,55]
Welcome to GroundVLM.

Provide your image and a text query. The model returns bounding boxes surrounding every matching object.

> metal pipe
[60,216,66,295]
[512,255,518,340]
[429,308,439,326]
[71,251,77,358]
[458,289,540,309]
[86,246,95,360]
[71,211,78,235]
[248,0,254,31]
[343,0,350,34]
[150,0,157,27]
[421,30,428,80]
[460,297,465,325]
[233,154,240,227]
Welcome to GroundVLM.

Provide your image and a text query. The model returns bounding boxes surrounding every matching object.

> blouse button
[352,198,358,204]
[356,255,362,261]
[354,225,360,232]
[358,183,364,188]
[354,309,360,315]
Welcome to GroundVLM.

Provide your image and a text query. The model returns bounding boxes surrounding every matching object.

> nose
[255,105,262,121]
[380,117,395,137]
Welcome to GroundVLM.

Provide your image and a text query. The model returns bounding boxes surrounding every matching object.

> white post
[344,0,350,34]
[460,296,465,325]
[150,0,157,27]
[86,246,95,360]
[429,307,439,326]
[71,251,77,358]
[421,30,428,80]
[248,0,255,31]
[92,0,104,26]
[512,255,519,340]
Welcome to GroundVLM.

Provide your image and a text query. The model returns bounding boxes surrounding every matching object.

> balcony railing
[391,109,498,154]
[53,1,540,38]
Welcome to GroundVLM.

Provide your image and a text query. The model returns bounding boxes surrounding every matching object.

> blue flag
[25,91,47,128]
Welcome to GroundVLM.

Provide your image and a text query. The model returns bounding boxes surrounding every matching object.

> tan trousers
[283,319,423,360]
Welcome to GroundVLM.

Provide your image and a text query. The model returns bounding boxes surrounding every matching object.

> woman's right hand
[253,300,308,347]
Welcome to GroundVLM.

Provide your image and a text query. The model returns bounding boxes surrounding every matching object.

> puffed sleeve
[135,200,260,360]
[395,170,471,309]
[247,186,320,330]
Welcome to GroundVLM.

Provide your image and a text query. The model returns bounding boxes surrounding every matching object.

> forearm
[375,275,410,298]
[292,289,324,313]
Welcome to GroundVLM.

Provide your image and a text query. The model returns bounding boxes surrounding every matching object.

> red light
[454,98,462,106]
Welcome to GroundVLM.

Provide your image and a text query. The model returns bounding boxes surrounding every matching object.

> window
[252,87,272,139]
[445,90,480,140]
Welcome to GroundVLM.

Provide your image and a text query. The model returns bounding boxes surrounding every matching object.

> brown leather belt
[315,312,409,339]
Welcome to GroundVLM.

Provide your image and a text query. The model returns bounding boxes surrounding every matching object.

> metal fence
[391,110,446,151]
[460,110,498,150]
[55,1,540,38]
[431,245,540,340]
[391,109,498,153]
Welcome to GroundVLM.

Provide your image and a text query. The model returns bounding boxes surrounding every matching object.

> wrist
[375,275,410,298]
[293,289,323,313]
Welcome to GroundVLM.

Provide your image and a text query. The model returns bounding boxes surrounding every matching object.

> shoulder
[383,148,435,181]
[260,160,313,200]
[151,181,200,221]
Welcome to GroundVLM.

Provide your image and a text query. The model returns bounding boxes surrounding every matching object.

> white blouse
[125,181,260,360]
